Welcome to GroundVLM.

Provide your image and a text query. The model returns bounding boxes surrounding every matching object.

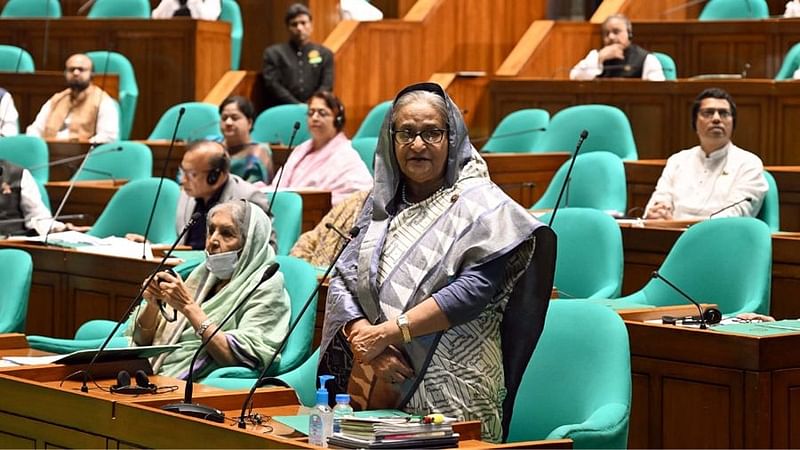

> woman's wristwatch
[396,314,412,343]
[195,318,214,338]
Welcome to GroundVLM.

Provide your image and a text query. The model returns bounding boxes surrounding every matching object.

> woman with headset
[266,90,373,205]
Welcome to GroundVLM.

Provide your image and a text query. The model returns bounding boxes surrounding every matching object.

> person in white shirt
[570,14,665,81]
[0,160,54,236]
[26,54,118,144]
[151,0,221,20]
[340,0,383,21]
[0,88,19,137]
[785,0,800,18]
[644,88,768,220]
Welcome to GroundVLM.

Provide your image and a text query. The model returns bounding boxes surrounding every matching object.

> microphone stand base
[161,402,225,423]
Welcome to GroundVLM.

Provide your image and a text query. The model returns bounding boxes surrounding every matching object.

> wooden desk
[621,225,800,320]
[490,79,800,165]
[620,317,800,448]
[0,19,230,139]
[45,180,122,226]
[624,160,800,232]
[0,72,118,136]
[482,152,569,208]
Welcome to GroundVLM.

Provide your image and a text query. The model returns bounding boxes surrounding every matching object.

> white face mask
[205,249,239,280]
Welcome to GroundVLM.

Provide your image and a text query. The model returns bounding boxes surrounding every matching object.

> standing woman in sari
[319,83,553,442]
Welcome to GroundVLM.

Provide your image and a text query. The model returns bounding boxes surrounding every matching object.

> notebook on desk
[2,345,180,366]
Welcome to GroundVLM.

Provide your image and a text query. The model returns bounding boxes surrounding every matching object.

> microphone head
[115,146,123,151]
[178,107,186,116]
[324,223,334,230]
[650,270,659,279]
[292,121,300,130]
[261,262,280,281]
[348,226,361,238]
[580,130,589,139]
[190,212,202,223]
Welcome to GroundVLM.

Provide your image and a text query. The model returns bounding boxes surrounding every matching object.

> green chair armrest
[547,403,630,449]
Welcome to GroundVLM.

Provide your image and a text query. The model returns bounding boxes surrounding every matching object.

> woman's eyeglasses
[307,108,332,118]
[392,128,447,145]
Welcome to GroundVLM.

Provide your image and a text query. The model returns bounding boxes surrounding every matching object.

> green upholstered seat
[88,0,150,18]
[532,151,627,214]
[353,100,391,140]
[1,0,61,18]
[87,177,180,244]
[652,52,677,80]
[482,108,550,153]
[0,249,33,333]
[757,171,779,232]
[72,141,153,182]
[0,45,35,72]
[86,51,139,140]
[0,135,49,183]
[267,191,303,256]
[539,208,624,299]
[507,301,631,448]
[533,104,638,161]
[252,104,310,145]
[699,0,768,20]
[351,136,378,176]
[148,102,220,142]
[617,217,772,315]
[775,42,800,80]
[220,0,243,70]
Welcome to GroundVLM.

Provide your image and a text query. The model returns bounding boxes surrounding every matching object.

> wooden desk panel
[490,79,800,165]
[0,19,230,139]
[482,152,569,208]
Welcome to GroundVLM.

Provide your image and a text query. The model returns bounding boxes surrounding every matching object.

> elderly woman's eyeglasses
[392,128,447,145]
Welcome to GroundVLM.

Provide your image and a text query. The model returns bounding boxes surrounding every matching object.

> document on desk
[5,231,104,247]
[2,345,180,366]
[76,236,154,260]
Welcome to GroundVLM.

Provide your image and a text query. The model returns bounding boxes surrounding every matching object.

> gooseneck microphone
[0,213,87,226]
[266,121,301,217]
[141,107,186,260]
[236,226,360,429]
[651,271,722,329]
[63,212,202,393]
[161,262,281,423]
[29,145,124,171]
[709,197,752,218]
[547,129,589,227]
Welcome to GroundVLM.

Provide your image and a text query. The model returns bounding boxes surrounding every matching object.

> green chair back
[482,109,550,153]
[148,102,220,141]
[87,177,180,243]
[652,52,677,80]
[220,0,243,70]
[507,301,631,448]
[699,0,769,20]
[775,42,800,80]
[0,45,35,72]
[72,141,152,182]
[757,171,779,232]
[86,51,138,140]
[0,249,33,333]
[1,0,61,18]
[618,217,772,314]
[268,191,303,255]
[351,136,377,176]
[230,157,268,184]
[88,0,150,18]
[533,104,638,161]
[0,135,49,183]
[539,208,623,299]
[353,100,391,140]
[532,151,627,214]
[252,104,310,145]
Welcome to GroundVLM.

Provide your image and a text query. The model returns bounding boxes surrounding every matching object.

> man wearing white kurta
[645,88,767,220]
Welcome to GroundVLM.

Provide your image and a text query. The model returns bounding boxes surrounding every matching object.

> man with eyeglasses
[26,53,118,143]
[644,88,767,220]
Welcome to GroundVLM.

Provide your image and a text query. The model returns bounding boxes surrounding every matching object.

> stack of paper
[329,416,458,449]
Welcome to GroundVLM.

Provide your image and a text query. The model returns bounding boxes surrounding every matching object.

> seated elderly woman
[266,90,373,205]
[319,83,553,442]
[126,200,290,379]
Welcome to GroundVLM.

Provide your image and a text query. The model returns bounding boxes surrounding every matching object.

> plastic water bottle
[332,393,354,433]
[308,375,334,447]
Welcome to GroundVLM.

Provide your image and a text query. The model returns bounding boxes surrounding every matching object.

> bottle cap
[335,393,350,403]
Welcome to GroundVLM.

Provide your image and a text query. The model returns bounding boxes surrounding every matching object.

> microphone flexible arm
[29,146,124,170]
[66,212,202,393]
[651,270,708,329]
[547,129,589,227]
[266,121,301,217]
[237,226,360,428]
[709,197,752,218]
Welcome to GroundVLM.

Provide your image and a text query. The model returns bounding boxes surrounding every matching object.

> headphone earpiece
[206,145,230,186]
[703,307,722,325]
[207,167,222,185]
[334,103,345,129]
[111,370,157,395]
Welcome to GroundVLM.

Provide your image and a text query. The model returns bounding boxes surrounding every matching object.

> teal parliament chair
[0,45,35,72]
[0,135,51,209]
[201,255,320,385]
[1,0,62,18]
[148,102,220,141]
[699,0,769,20]
[88,0,150,18]
[87,178,180,244]
[481,109,550,153]
[533,105,638,161]
[86,51,139,140]
[507,301,631,448]
[220,0,243,70]
[71,141,152,182]
[267,191,303,256]
[353,100,391,140]
[775,42,800,80]
[531,151,627,214]
[652,52,677,80]
[0,249,33,333]
[757,171,779,232]
[351,136,378,176]
[617,217,772,315]
[539,208,624,299]
[26,258,204,353]
[252,104,310,145]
